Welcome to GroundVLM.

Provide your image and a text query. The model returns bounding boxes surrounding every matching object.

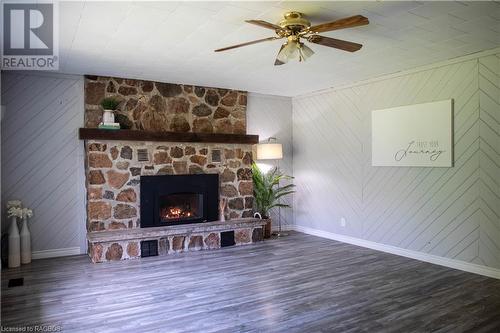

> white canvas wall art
[372,100,453,167]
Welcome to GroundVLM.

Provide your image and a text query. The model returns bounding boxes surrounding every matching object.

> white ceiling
[59,1,500,96]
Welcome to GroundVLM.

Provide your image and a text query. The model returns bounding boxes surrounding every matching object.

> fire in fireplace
[159,193,202,222]
[140,174,219,228]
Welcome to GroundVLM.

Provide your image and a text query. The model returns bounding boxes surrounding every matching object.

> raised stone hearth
[87,218,266,263]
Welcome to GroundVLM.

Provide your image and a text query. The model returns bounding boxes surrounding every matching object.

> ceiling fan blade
[245,20,282,31]
[308,35,362,52]
[309,15,369,33]
[214,37,279,52]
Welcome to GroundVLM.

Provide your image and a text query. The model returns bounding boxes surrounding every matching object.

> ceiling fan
[214,12,369,65]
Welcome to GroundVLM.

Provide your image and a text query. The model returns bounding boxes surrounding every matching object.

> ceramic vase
[8,216,21,268]
[20,216,31,264]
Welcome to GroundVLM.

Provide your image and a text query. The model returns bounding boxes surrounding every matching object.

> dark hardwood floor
[2,232,500,332]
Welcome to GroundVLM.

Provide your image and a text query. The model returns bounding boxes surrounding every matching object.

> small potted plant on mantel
[99,97,121,130]
[252,162,295,238]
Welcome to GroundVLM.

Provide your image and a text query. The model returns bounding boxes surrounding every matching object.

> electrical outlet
[340,217,346,227]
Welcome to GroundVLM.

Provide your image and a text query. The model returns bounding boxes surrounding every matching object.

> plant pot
[103,109,115,124]
[263,218,272,239]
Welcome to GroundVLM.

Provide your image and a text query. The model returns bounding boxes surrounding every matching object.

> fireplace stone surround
[85,140,255,231]
[84,139,265,262]
[83,75,265,263]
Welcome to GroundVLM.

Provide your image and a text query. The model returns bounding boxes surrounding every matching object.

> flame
[161,206,195,220]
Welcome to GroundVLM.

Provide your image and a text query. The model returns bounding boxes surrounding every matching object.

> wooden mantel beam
[79,128,259,144]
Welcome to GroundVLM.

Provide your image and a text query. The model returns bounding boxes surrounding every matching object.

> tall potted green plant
[252,162,295,238]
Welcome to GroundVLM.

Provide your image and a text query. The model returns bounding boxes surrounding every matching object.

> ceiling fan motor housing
[278,12,311,33]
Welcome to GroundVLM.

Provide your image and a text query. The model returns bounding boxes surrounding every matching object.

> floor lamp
[254,137,286,237]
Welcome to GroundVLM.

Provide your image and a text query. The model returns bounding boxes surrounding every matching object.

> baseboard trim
[272,225,294,232]
[32,247,81,260]
[293,225,500,280]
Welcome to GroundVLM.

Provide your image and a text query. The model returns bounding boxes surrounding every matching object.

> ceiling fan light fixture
[298,43,314,62]
[285,40,299,59]
[276,40,298,64]
[276,43,288,64]
[277,39,314,64]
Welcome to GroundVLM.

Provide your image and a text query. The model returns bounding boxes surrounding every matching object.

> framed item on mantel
[371,99,453,167]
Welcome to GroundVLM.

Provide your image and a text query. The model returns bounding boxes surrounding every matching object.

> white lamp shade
[254,143,283,160]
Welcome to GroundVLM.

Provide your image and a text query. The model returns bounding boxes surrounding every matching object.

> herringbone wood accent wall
[293,53,499,269]
[247,93,293,228]
[1,73,86,253]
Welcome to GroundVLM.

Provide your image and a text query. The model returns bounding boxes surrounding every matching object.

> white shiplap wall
[293,51,500,270]
[1,72,87,255]
[247,93,293,229]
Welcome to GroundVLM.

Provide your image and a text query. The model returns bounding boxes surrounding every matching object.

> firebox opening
[140,174,219,228]
[159,193,203,223]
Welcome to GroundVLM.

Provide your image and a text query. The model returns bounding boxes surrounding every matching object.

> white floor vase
[20,217,31,264]
[8,217,21,268]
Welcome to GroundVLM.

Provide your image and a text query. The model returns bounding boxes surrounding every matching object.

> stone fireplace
[82,75,266,263]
